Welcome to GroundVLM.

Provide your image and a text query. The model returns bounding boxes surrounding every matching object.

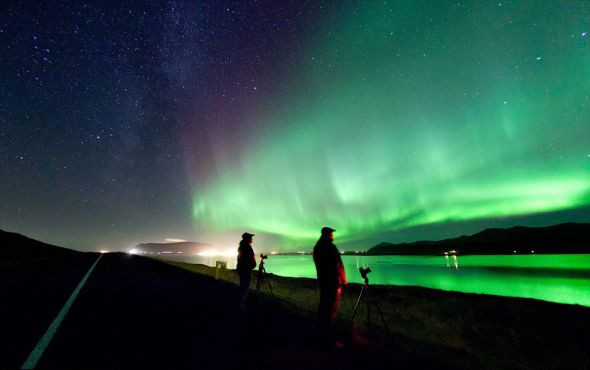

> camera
[359,267,372,279]
[260,253,268,260]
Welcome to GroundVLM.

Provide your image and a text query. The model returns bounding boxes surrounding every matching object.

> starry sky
[1,1,589,252]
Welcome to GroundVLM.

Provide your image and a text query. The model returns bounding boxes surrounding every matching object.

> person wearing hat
[313,226,347,346]
[236,232,257,313]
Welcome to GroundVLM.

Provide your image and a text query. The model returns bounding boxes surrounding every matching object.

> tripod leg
[265,273,276,299]
[255,270,262,294]
[251,269,263,311]
[349,284,367,326]
[366,290,372,336]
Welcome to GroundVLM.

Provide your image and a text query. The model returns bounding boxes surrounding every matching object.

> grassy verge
[161,259,590,369]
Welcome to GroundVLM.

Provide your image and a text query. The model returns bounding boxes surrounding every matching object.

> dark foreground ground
[0,252,434,369]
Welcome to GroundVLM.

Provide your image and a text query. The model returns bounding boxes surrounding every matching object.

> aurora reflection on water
[165,254,590,307]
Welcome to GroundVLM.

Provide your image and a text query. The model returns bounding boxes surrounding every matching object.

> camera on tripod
[359,267,372,279]
[254,253,275,306]
[350,265,392,338]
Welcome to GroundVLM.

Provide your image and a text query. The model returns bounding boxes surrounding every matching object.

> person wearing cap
[236,232,257,313]
[313,226,347,345]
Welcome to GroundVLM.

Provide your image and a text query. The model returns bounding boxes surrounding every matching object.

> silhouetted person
[313,226,347,346]
[236,232,256,313]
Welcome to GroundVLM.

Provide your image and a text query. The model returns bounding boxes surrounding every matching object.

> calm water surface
[163,254,590,307]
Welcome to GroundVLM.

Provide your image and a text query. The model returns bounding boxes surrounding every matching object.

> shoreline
[162,258,590,369]
[159,253,590,307]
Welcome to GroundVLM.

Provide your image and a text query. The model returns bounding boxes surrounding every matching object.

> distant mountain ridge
[0,229,77,263]
[135,241,210,254]
[368,223,590,255]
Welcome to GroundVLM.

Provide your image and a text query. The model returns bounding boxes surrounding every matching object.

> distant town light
[129,249,138,254]
[99,250,109,254]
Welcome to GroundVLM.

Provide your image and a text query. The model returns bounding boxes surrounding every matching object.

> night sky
[2,1,589,252]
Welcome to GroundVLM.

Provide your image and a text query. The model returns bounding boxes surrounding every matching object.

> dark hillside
[0,230,77,263]
[369,223,590,255]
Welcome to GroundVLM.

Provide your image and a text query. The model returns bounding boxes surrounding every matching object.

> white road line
[21,254,103,370]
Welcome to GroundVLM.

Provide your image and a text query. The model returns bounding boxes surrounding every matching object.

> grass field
[162,259,590,369]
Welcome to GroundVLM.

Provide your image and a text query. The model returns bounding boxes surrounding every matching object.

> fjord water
[166,254,590,307]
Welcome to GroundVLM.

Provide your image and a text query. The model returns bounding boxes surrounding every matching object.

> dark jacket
[313,236,347,290]
[237,240,256,273]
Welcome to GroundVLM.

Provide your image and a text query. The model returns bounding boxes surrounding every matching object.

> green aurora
[191,2,590,248]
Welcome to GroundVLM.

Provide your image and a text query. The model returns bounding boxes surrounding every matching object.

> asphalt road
[0,252,98,369]
[1,253,432,369]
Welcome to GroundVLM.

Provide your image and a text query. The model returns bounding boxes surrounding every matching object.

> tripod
[255,256,275,301]
[349,268,392,339]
